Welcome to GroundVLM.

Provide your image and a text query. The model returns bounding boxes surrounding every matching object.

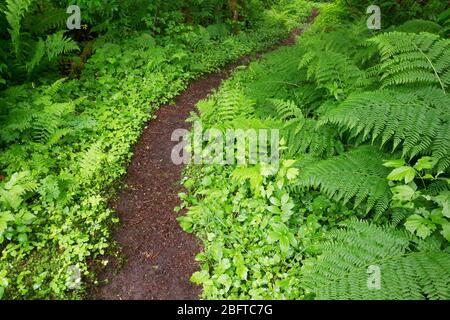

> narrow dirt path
[91,10,317,300]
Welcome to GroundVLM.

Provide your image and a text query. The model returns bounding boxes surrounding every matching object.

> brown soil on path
[91,11,318,300]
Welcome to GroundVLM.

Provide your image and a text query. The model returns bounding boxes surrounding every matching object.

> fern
[299,49,370,100]
[0,102,33,143]
[197,85,254,125]
[0,171,37,210]
[285,119,343,159]
[33,101,75,143]
[244,45,310,110]
[390,207,412,227]
[422,180,450,197]
[79,143,105,180]
[45,31,79,61]
[44,78,66,97]
[392,19,443,35]
[270,99,304,122]
[370,32,450,92]
[294,145,391,214]
[271,99,343,158]
[25,38,45,73]
[26,30,79,72]
[231,165,263,192]
[301,24,377,66]
[3,0,33,58]
[24,7,68,35]
[321,88,450,171]
[302,220,450,300]
[1,79,78,145]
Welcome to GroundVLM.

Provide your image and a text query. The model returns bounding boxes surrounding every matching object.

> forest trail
[91,10,318,300]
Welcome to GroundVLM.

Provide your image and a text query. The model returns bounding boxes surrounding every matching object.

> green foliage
[3,0,448,301]
[284,119,343,158]
[0,0,83,84]
[179,10,450,301]
[302,220,450,300]
[322,88,450,171]
[179,160,352,299]
[392,19,443,35]
[197,85,255,125]
[295,146,391,215]
[334,0,449,27]
[23,6,67,35]
[298,43,369,100]
[45,31,79,61]
[0,0,311,299]
[370,32,450,92]
[3,0,33,58]
[438,8,450,37]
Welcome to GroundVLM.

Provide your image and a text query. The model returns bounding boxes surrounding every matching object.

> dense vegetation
[178,1,450,299]
[1,0,449,300]
[0,0,313,299]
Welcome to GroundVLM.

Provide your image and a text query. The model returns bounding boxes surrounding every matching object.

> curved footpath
[91,10,318,300]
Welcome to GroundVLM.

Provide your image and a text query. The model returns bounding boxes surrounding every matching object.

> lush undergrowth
[0,0,316,299]
[178,3,450,299]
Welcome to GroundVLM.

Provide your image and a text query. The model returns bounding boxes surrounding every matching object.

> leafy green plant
[295,146,391,215]
[3,0,33,58]
[0,0,312,299]
[384,157,450,243]
[370,32,450,92]
[179,12,450,301]
[322,88,450,171]
[302,220,450,300]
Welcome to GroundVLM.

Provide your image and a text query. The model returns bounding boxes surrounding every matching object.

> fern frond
[231,165,263,192]
[321,88,450,170]
[370,32,450,92]
[243,45,309,109]
[422,180,450,197]
[45,31,79,61]
[46,128,72,147]
[199,85,255,125]
[270,99,303,122]
[33,102,75,143]
[3,0,33,58]
[390,207,412,227]
[299,49,370,99]
[302,220,450,300]
[24,7,67,34]
[0,104,33,143]
[294,145,391,214]
[284,119,343,159]
[44,78,66,97]
[79,143,105,180]
[25,38,45,73]
[0,171,37,210]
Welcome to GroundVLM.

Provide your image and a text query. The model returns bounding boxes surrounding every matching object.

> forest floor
[90,10,318,300]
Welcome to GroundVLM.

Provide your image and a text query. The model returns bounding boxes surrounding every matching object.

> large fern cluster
[302,220,450,300]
